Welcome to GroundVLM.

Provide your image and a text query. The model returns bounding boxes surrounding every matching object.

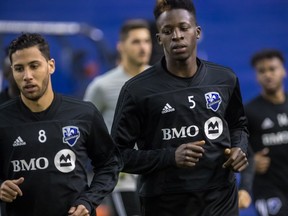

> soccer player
[0,33,122,216]
[84,19,152,216]
[111,0,249,215]
[84,19,152,132]
[245,49,288,216]
[0,55,19,104]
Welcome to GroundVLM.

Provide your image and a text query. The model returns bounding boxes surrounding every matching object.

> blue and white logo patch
[205,92,222,112]
[62,126,80,147]
[267,197,282,215]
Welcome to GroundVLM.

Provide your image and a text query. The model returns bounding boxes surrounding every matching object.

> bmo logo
[204,117,223,140]
[162,125,199,140]
[11,157,49,172]
[54,149,76,173]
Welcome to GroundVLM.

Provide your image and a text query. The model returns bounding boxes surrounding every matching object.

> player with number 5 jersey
[111,0,249,215]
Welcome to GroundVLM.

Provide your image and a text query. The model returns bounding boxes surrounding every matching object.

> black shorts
[140,183,239,216]
[254,186,288,216]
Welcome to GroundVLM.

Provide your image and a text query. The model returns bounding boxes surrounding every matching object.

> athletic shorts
[140,183,239,216]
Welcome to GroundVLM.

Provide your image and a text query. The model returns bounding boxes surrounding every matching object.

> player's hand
[175,140,205,168]
[254,148,270,174]
[0,177,24,202]
[238,189,252,209]
[68,205,90,216]
[223,148,248,172]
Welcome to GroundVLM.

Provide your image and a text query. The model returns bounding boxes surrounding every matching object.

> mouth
[23,84,37,93]
[171,44,187,53]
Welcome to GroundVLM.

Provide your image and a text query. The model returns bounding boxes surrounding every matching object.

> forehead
[11,46,45,65]
[255,57,283,68]
[125,28,151,40]
[157,9,196,28]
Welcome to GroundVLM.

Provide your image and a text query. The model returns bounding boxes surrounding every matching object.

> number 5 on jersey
[188,96,196,109]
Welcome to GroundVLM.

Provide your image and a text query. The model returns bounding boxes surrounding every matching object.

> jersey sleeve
[111,87,176,175]
[238,145,254,193]
[73,107,122,211]
[225,77,249,153]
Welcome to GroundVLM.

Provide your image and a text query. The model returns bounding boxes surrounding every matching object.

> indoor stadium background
[0,0,287,215]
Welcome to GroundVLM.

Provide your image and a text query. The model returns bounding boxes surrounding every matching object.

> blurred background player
[245,49,288,216]
[0,54,20,104]
[84,19,152,216]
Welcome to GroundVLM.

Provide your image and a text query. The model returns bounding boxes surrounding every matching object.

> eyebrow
[13,60,41,67]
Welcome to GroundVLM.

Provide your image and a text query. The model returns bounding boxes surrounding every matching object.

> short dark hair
[153,0,197,20]
[251,49,285,67]
[8,33,51,63]
[119,19,150,41]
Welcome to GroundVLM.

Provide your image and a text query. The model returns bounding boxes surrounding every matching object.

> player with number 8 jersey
[0,95,121,215]
[0,33,122,216]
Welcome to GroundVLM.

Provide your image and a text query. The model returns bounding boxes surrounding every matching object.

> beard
[21,75,50,101]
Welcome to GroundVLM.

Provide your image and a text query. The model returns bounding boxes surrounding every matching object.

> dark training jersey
[0,94,122,216]
[245,95,288,195]
[112,57,248,197]
[0,88,11,104]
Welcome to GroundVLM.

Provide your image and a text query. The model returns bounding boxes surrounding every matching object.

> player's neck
[166,57,198,78]
[122,61,148,77]
[262,88,285,104]
[21,87,54,113]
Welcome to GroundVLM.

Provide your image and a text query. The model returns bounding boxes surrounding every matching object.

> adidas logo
[261,118,274,130]
[13,136,27,147]
[162,103,175,114]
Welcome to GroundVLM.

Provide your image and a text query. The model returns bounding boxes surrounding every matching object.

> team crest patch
[205,92,222,112]
[62,126,80,147]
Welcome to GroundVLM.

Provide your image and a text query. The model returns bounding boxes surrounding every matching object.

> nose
[23,68,33,81]
[172,29,184,40]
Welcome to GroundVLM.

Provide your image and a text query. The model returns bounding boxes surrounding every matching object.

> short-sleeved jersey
[0,94,121,216]
[245,95,288,194]
[112,57,248,197]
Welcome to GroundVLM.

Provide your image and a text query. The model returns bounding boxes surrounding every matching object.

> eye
[269,66,277,72]
[13,66,24,72]
[162,28,172,35]
[131,39,141,45]
[30,64,39,70]
[181,27,189,31]
[180,25,190,31]
[258,68,265,74]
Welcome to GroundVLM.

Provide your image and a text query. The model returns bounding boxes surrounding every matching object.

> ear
[196,26,201,39]
[48,59,55,74]
[156,33,162,45]
[116,41,122,52]
[282,66,286,78]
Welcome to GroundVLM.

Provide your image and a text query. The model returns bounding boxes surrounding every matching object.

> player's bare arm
[0,177,24,202]
[175,140,205,168]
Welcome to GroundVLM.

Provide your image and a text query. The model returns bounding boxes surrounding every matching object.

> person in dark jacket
[111,0,249,215]
[245,49,288,216]
[0,33,122,216]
